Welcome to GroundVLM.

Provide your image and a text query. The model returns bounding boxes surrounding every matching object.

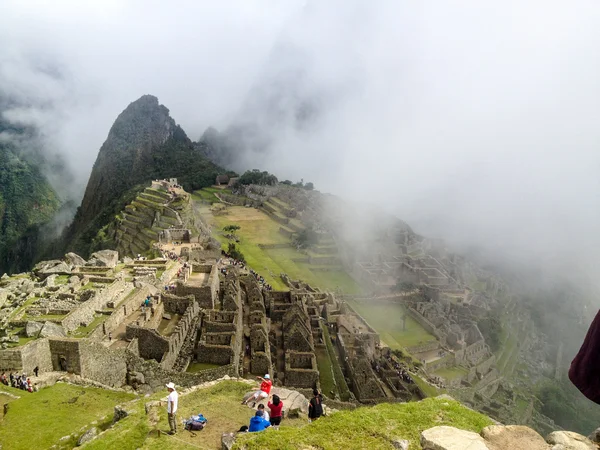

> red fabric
[569,309,600,404]
[260,380,272,394]
[267,401,283,418]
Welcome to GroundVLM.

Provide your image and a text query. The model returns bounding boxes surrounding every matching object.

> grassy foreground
[0,382,135,450]
[1,379,493,450]
[236,397,494,450]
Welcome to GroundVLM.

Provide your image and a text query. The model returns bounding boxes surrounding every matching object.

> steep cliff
[66,95,222,255]
[0,121,61,274]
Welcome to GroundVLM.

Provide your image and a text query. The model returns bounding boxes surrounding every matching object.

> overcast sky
[2,1,600,292]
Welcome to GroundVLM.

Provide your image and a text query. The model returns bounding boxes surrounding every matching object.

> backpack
[185,413,208,431]
[186,420,205,431]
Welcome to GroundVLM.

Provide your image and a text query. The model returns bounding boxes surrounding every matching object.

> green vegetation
[0,382,134,450]
[346,301,436,348]
[186,362,222,372]
[236,397,493,450]
[0,135,62,274]
[196,202,360,293]
[315,347,336,398]
[236,169,278,186]
[322,326,351,401]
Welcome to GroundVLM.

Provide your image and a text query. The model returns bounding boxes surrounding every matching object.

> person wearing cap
[248,409,271,432]
[166,382,179,434]
[242,374,272,406]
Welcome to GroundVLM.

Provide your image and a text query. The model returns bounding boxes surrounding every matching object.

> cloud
[2,1,600,291]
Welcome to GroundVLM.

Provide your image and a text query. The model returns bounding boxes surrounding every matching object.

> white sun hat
[166,382,176,389]
[264,374,270,379]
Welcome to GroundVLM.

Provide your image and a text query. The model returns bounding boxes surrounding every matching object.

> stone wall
[285,351,319,388]
[162,293,194,315]
[128,326,169,362]
[0,348,25,371]
[174,264,218,309]
[61,280,128,332]
[160,301,200,370]
[93,285,152,339]
[49,338,82,373]
[20,338,53,375]
[79,340,127,387]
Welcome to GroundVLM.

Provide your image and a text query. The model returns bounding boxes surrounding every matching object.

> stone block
[222,432,237,450]
[64,253,86,267]
[39,321,66,338]
[482,425,549,450]
[87,250,119,268]
[546,431,596,450]
[25,321,44,338]
[421,426,489,450]
[77,427,98,446]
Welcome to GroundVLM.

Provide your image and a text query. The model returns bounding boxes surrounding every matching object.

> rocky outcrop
[39,321,66,338]
[87,250,119,268]
[420,426,597,450]
[64,253,86,267]
[33,260,71,278]
[25,321,44,338]
[546,431,596,450]
[77,426,98,446]
[421,426,489,450]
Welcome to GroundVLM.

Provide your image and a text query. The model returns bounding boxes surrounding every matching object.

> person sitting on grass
[242,374,272,406]
[257,403,269,422]
[267,394,283,427]
[248,410,271,432]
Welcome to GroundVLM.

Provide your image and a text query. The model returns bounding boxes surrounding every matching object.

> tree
[223,225,241,233]
[303,182,314,190]
[281,180,292,185]
[294,229,319,249]
[227,242,245,262]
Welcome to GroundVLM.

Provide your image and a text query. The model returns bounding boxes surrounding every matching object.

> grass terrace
[0,382,135,450]
[346,301,436,349]
[235,397,492,450]
[186,362,222,373]
[194,202,361,294]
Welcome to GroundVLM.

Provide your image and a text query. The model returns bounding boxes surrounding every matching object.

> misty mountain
[65,95,223,256]
[0,117,62,274]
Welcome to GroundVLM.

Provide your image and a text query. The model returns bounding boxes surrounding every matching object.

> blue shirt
[249,416,271,432]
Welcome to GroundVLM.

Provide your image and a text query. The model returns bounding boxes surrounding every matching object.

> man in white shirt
[166,382,179,434]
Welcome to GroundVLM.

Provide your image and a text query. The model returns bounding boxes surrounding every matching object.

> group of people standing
[0,367,38,392]
[162,373,325,436]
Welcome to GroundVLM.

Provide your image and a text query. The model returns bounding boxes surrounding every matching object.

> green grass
[315,347,337,398]
[0,382,135,450]
[195,203,360,293]
[235,397,493,450]
[70,315,109,337]
[346,301,436,349]
[186,362,222,373]
[434,366,468,381]
[55,275,70,285]
[411,373,442,398]
[322,326,351,401]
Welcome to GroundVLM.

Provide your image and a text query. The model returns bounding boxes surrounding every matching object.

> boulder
[587,427,600,443]
[546,431,596,450]
[25,321,44,338]
[7,334,19,343]
[421,426,490,450]
[41,274,57,288]
[39,321,66,338]
[123,256,133,264]
[481,425,549,450]
[113,405,129,424]
[0,289,8,308]
[87,250,119,268]
[77,427,98,446]
[33,260,71,277]
[65,253,86,267]
[391,438,409,450]
[222,432,237,450]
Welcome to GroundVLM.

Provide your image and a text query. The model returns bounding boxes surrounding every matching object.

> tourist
[267,394,283,427]
[257,403,269,422]
[242,374,272,405]
[308,389,323,422]
[0,373,7,385]
[166,382,179,435]
[33,366,39,377]
[248,410,271,432]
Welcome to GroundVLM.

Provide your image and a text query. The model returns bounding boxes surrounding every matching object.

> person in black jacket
[308,389,323,422]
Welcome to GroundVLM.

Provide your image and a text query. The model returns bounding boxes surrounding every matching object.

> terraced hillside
[115,187,188,257]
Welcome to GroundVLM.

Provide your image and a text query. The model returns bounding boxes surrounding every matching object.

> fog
[2,1,600,293]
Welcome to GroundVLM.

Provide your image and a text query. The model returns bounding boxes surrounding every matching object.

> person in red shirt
[267,394,283,427]
[242,374,272,405]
